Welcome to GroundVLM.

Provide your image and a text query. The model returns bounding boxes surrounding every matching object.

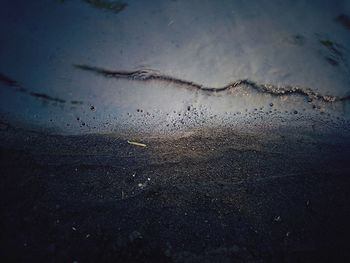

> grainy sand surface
[1,124,350,262]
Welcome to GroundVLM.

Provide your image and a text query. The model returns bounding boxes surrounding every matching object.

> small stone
[129,231,142,242]
[231,244,240,253]
[274,216,281,222]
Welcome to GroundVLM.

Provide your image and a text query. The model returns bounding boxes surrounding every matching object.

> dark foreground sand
[1,124,350,262]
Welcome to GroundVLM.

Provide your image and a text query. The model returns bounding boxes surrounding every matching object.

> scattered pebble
[274,216,281,222]
[231,244,240,253]
[129,231,142,242]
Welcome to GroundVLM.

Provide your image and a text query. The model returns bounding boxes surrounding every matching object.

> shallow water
[0,0,350,134]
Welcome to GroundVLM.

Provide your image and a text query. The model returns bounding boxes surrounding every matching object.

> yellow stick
[127,140,147,147]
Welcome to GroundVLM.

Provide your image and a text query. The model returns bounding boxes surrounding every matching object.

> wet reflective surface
[1,0,350,134]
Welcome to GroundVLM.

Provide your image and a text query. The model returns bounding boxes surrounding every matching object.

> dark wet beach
[1,124,350,262]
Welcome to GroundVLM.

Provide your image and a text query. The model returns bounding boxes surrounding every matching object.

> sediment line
[0,73,19,87]
[0,72,82,105]
[74,64,350,103]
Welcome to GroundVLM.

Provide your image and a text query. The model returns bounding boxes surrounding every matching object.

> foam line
[74,64,350,103]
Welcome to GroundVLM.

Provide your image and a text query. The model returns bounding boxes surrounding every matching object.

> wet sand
[1,124,350,262]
